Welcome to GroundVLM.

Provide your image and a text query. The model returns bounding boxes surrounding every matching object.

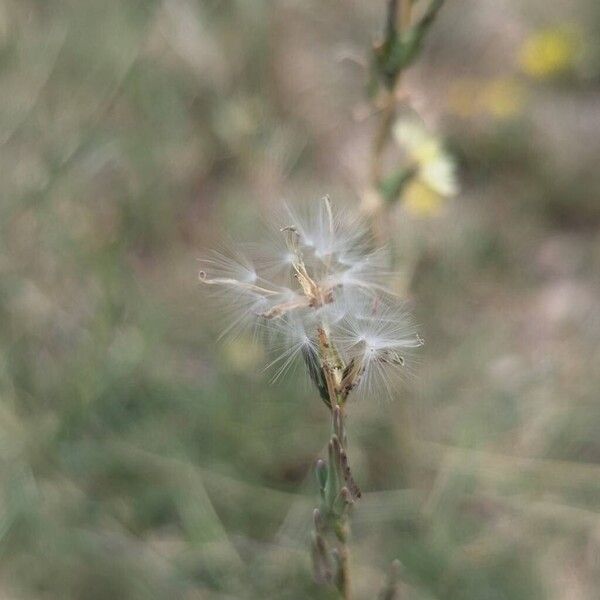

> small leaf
[378,559,403,600]
[311,531,332,584]
[333,486,354,516]
[302,346,331,407]
[372,0,447,90]
[326,436,342,507]
[315,459,328,495]
[313,507,325,532]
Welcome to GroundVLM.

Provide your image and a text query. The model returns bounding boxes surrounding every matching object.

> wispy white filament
[199,197,422,399]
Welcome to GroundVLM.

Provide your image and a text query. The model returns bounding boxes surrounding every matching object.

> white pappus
[199,196,423,402]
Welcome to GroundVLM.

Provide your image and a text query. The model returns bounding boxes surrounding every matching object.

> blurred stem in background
[362,3,453,528]
[369,0,413,189]
[365,0,447,275]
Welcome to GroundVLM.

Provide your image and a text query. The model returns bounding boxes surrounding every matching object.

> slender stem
[338,530,351,599]
[369,92,397,186]
[338,406,349,597]
[334,403,351,600]
[386,0,399,40]
[311,331,356,599]
[367,0,414,247]
[371,0,412,178]
[371,0,413,181]
[400,0,413,32]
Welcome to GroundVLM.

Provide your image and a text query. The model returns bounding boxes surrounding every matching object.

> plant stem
[372,0,412,182]
[367,0,414,246]
[337,530,351,599]
[400,0,413,32]
[311,327,359,599]
[334,404,351,600]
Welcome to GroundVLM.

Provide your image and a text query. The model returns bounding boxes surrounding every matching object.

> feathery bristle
[199,197,422,399]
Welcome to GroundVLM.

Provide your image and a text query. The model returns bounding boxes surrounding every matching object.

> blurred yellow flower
[481,78,525,119]
[447,78,481,119]
[394,117,458,217]
[448,77,526,120]
[403,179,444,217]
[519,26,580,79]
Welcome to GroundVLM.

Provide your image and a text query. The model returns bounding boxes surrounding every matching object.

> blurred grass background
[1,0,600,598]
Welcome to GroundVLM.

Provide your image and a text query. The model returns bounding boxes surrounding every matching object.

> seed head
[199,197,422,401]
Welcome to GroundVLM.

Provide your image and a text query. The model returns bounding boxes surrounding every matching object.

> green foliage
[371,0,447,93]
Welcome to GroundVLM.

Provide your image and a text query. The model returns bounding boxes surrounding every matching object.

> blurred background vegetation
[1,0,599,598]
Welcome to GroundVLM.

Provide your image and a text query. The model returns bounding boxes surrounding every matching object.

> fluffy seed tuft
[199,197,422,401]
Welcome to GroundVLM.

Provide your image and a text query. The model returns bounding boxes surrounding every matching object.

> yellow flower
[403,179,444,217]
[393,117,458,217]
[447,78,481,119]
[519,26,580,79]
[481,77,525,119]
[448,77,526,120]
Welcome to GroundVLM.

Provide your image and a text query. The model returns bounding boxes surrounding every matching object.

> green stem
[312,401,357,599]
